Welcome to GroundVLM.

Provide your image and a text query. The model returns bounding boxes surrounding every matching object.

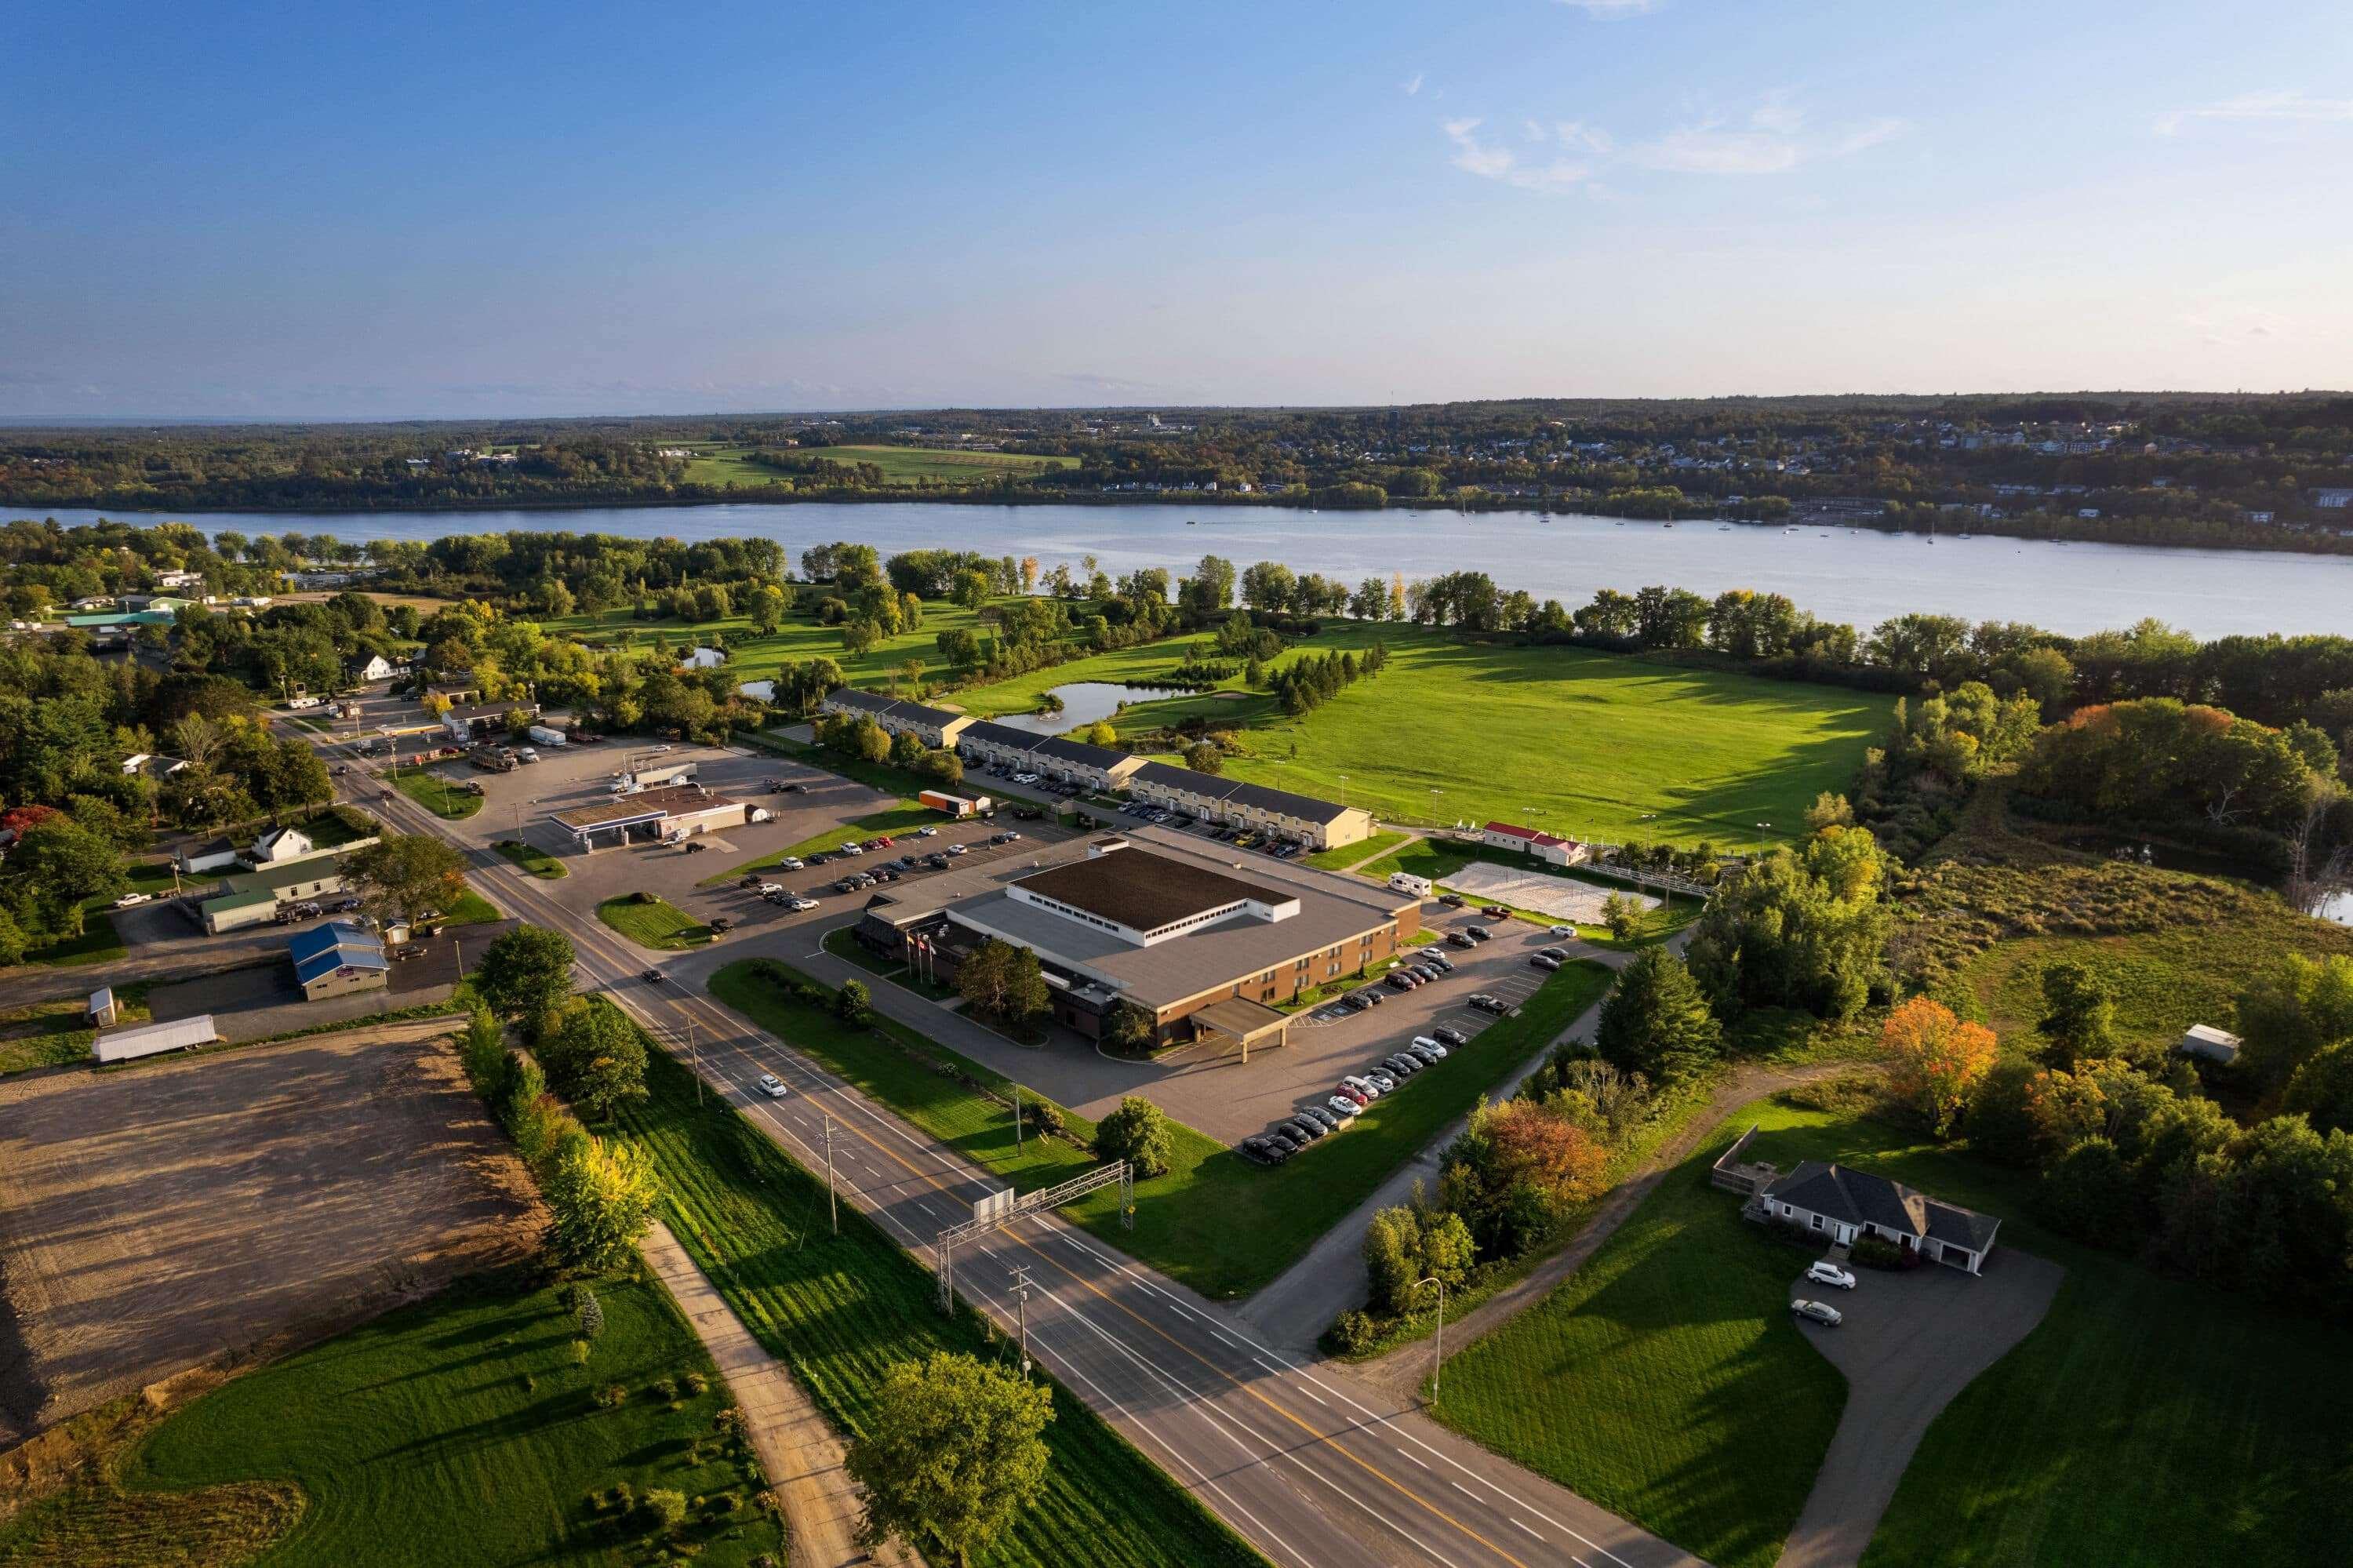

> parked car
[1531,954,1562,971]
[1548,924,1573,937]
[1791,1299,1844,1327]
[1431,1025,1468,1047]
[1284,1116,1327,1142]
[783,781,807,793]
[1483,907,1513,920]
[788,897,820,911]
[915,824,939,837]
[112,891,154,908]
[777,856,805,871]
[838,842,864,856]
[1423,952,1455,973]
[1806,1261,1859,1291]
[1241,1137,1280,1166]
[1326,1094,1362,1120]
[1406,1042,1444,1065]
[1365,1070,1398,1093]
[1411,1035,1449,1058]
[926,853,951,869]
[682,842,707,854]
[1299,1105,1342,1133]
[1446,931,1477,949]
[871,835,894,848]
[944,842,968,857]
[708,916,733,933]
[1538,945,1570,961]
[806,852,830,866]
[1384,972,1417,991]
[1469,993,1510,1014]
[1383,1055,1420,1078]
[1438,893,1466,908]
[1341,1075,1383,1100]
[1464,926,1493,942]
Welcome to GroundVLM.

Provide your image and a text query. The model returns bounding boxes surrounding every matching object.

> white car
[1791,1299,1843,1327]
[1365,1070,1398,1093]
[113,892,155,908]
[1806,1261,1859,1291]
[758,1073,788,1098]
[944,842,968,856]
[757,882,787,896]
[1548,924,1573,937]
[1013,772,1040,785]
[778,856,805,871]
[1341,1074,1384,1100]
[1410,1035,1449,1058]
[838,842,864,855]
[915,825,938,837]
[788,896,820,911]
[1325,1094,1362,1120]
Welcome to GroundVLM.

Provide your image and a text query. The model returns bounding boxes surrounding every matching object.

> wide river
[20,500,2353,637]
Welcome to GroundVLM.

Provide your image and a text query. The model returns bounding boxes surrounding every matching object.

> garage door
[1937,1246,1973,1271]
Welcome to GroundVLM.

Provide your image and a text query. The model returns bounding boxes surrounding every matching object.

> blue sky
[5,0,2349,417]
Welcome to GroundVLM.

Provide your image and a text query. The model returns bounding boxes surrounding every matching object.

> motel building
[955,720,1147,791]
[853,832,1420,1051]
[548,783,757,851]
[1126,762,1377,851]
[818,688,974,749]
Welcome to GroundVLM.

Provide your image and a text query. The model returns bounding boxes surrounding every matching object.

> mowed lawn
[1437,1094,2353,1568]
[958,626,1888,848]
[35,1271,780,1567]
[597,895,712,950]
[540,598,1009,695]
[682,444,1078,489]
[710,956,1612,1298]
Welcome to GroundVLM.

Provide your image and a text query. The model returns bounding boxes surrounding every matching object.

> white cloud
[1555,0,1662,16]
[2155,89,2353,136]
[1443,118,1595,192]
[1446,95,1901,188]
[1401,71,1424,96]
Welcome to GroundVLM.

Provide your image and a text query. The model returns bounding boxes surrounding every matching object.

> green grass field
[0,1270,782,1566]
[392,766,483,819]
[955,625,1889,847]
[1437,1093,2353,1568]
[1302,828,1409,871]
[493,838,568,878]
[442,887,503,926]
[0,984,152,1075]
[681,444,1077,489]
[540,597,1006,697]
[711,956,1612,1298]
[597,895,711,950]
[609,1040,1266,1568]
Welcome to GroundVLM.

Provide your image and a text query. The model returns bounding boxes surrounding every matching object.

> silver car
[1791,1299,1843,1327]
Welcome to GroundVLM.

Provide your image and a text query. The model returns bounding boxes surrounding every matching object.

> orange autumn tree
[1882,996,1999,1137]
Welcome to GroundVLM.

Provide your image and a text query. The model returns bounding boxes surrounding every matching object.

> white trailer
[1388,872,1435,898]
[631,760,697,788]
[94,1013,219,1064]
[527,724,568,748]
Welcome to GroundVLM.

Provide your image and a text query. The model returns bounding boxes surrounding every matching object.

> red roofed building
[1479,821,1591,868]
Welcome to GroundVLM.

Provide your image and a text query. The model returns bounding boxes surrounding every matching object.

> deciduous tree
[1881,995,1998,1136]
[846,1352,1053,1566]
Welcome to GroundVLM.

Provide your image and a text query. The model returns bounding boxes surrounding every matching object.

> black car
[1446,931,1476,949]
[783,782,808,793]
[1538,945,1570,961]
[1385,971,1417,991]
[641,968,664,984]
[1354,988,1385,1006]
[739,874,766,890]
[1283,1117,1326,1142]
[1484,907,1513,920]
[1465,925,1493,943]
[1469,993,1511,1014]
[1300,1105,1343,1133]
[1438,893,1467,908]
[806,852,829,867]
[1241,1136,1281,1166]
[1266,1130,1303,1156]
[1340,993,1371,1013]
[1433,1025,1469,1047]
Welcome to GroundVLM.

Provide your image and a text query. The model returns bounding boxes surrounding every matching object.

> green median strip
[493,838,567,878]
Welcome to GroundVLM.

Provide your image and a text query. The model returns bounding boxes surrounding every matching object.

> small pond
[988,682,1194,736]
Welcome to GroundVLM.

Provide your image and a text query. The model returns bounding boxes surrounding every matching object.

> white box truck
[919,789,978,818]
[527,724,568,748]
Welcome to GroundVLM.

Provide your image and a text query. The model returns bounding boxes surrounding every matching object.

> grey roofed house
[820,687,971,742]
[1759,1160,2002,1274]
[957,719,1042,751]
[1024,733,1133,773]
[1129,760,1354,826]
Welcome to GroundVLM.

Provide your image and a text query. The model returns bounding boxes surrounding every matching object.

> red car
[873,835,894,848]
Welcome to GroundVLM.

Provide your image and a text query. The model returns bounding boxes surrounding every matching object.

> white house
[155,569,205,591]
[253,825,315,864]
[352,653,398,683]
[1759,1161,2001,1275]
[1479,820,1592,868]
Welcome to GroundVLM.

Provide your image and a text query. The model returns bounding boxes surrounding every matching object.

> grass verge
[493,838,568,878]
[391,766,483,819]
[598,895,712,950]
[711,956,1612,1299]
[609,1040,1268,1568]
[0,1268,781,1567]
[1302,829,1408,871]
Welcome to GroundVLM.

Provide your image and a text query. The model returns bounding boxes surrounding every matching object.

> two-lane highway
[333,740,1696,1568]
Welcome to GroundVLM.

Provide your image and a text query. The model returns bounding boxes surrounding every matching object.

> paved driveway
[1777,1247,2065,1568]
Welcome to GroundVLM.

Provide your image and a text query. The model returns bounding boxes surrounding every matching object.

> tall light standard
[1755,821,1771,857]
[1427,787,1443,829]
[1417,1275,1447,1401]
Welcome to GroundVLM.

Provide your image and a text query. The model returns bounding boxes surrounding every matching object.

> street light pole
[1417,1275,1446,1401]
[1011,1265,1034,1377]
[823,1112,838,1235]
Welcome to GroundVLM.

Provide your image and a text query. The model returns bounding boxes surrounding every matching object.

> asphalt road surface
[324,731,1697,1568]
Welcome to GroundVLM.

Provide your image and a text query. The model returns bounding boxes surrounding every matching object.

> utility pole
[1013,1083,1023,1152]
[1010,1265,1034,1377]
[823,1112,838,1234]
[1418,1275,1446,1402]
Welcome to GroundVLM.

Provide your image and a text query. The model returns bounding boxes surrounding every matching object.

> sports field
[682,444,1077,489]
[958,624,1890,847]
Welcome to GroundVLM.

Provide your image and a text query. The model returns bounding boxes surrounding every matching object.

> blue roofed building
[288,919,389,1001]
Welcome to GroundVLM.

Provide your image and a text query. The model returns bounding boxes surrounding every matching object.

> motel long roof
[550,783,736,830]
[1129,761,1357,827]
[824,688,964,729]
[957,721,1133,773]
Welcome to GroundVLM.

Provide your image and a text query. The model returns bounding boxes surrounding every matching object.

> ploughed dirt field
[0,1019,542,1449]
